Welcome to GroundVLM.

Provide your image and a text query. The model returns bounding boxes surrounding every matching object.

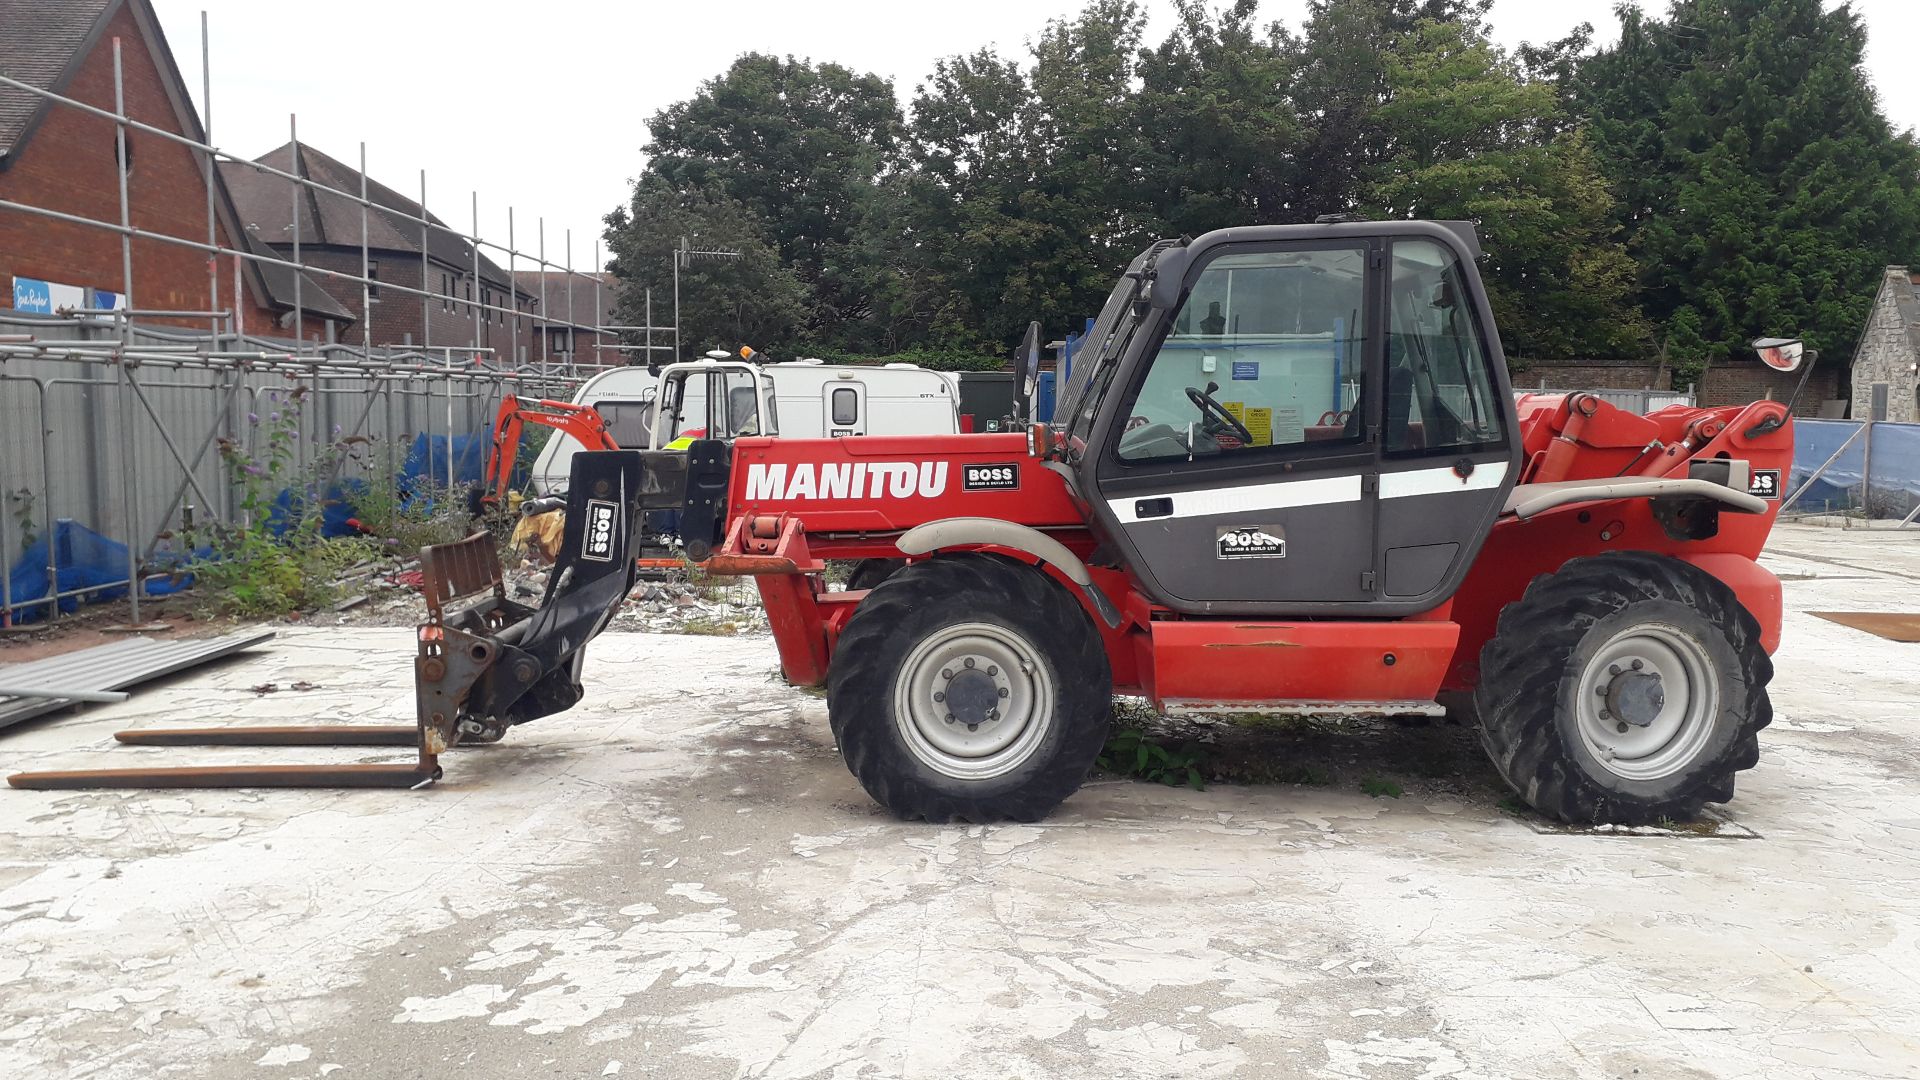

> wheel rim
[1574,624,1719,782]
[891,621,1054,781]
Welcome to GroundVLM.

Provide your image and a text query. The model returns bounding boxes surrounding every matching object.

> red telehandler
[12,221,1795,828]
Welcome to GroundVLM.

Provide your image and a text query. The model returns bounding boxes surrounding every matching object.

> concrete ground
[2,522,1919,1079]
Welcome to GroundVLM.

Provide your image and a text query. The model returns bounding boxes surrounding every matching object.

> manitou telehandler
[12,220,1795,828]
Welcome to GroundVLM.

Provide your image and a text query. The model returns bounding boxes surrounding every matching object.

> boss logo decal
[582,499,619,562]
[1217,525,1286,559]
[962,463,1020,491]
[1747,469,1781,500]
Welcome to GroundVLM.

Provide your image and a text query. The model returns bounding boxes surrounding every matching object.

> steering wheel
[1186,383,1253,445]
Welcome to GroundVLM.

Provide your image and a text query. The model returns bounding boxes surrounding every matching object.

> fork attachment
[7,451,648,791]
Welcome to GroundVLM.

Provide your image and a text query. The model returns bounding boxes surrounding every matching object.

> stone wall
[1848,268,1920,423]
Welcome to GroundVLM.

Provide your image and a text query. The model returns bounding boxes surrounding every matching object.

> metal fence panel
[2,312,571,623]
[1787,419,1920,518]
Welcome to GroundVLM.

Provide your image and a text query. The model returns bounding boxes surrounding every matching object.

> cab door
[1089,240,1381,610]
[1372,237,1519,602]
[825,381,866,437]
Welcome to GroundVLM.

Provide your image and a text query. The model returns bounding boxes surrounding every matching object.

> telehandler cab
[12,220,1792,828]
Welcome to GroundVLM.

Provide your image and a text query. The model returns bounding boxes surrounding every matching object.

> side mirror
[1010,321,1043,423]
[1752,337,1804,373]
[1147,246,1191,310]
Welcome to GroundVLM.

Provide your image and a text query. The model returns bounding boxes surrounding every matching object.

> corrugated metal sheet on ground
[0,630,275,731]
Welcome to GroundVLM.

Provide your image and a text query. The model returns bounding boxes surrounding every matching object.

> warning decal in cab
[1747,469,1781,500]
[1217,524,1286,559]
[582,499,619,562]
[963,463,1021,491]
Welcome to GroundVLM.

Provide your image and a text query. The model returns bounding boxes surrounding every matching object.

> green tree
[882,2,1154,352]
[1581,0,1920,375]
[1131,0,1300,233]
[640,54,904,342]
[603,181,807,359]
[1370,20,1648,358]
[1288,0,1493,217]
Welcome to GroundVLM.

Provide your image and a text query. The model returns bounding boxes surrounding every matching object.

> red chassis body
[710,394,1791,714]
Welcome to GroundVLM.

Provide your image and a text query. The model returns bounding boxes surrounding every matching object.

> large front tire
[827,554,1111,823]
[1473,552,1773,825]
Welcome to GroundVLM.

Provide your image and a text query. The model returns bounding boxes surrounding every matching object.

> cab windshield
[1058,248,1153,456]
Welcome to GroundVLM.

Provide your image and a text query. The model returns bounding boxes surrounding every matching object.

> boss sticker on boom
[581,499,619,562]
[963,463,1020,491]
[1747,469,1781,500]
[1217,525,1286,559]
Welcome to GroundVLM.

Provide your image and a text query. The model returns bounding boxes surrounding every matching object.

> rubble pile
[614,579,770,636]
[328,554,775,636]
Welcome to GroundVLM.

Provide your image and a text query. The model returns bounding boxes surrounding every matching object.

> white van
[527,358,959,493]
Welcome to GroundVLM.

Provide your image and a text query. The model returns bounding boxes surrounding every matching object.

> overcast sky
[151,0,1920,272]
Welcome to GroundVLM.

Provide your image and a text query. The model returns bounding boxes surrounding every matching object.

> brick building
[513,270,620,368]
[221,143,535,359]
[1849,267,1920,423]
[0,0,347,337]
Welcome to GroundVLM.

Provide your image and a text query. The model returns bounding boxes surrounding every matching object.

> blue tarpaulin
[1789,420,1920,517]
[269,479,368,539]
[403,432,489,489]
[3,519,190,624]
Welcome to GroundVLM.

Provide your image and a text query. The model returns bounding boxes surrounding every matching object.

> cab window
[1384,239,1505,455]
[1117,246,1368,463]
[592,400,653,448]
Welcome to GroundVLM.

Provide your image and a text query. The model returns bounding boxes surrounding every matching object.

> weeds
[6,486,36,555]
[188,389,342,616]
[1360,776,1405,799]
[188,388,494,618]
[1097,728,1208,790]
[338,437,482,554]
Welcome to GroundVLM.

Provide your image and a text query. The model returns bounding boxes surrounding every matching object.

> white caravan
[527,357,960,494]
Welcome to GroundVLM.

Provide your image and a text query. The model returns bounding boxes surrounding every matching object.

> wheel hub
[1574,625,1719,782]
[1603,670,1665,728]
[943,666,1001,727]
[893,622,1052,781]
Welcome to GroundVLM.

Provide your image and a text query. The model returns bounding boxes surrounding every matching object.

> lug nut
[986,665,998,676]
[1609,664,1622,676]
[998,687,1009,698]
[1599,710,1611,721]
[1631,659,1644,671]
[944,713,955,724]
[941,668,953,680]
[985,709,998,722]
[933,691,945,702]
[1617,722,1629,734]
[964,657,976,669]
[966,723,979,732]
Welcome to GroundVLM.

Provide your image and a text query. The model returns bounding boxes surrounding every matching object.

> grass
[1359,776,1405,799]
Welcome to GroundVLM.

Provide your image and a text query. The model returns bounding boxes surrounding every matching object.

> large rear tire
[845,558,907,593]
[1473,552,1772,825]
[827,554,1111,823]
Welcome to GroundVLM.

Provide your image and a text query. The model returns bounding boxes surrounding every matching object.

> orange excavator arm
[482,394,623,507]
